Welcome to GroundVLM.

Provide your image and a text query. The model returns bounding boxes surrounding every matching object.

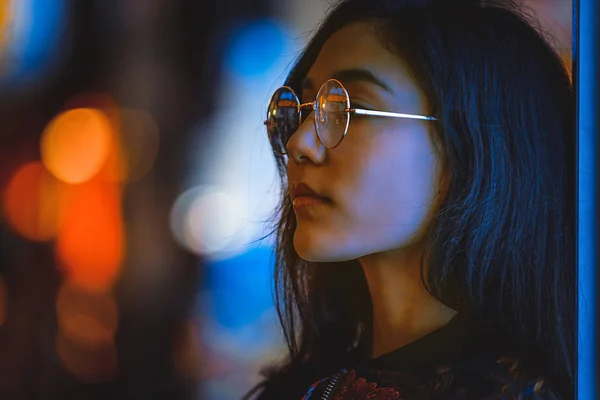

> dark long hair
[250,0,575,398]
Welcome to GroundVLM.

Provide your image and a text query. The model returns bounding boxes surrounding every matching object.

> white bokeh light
[174,19,300,260]
[170,186,252,259]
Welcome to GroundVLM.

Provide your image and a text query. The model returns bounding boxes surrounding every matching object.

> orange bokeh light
[56,178,124,291]
[0,1,11,57]
[40,108,113,184]
[120,109,160,182]
[55,331,118,383]
[99,129,129,184]
[174,319,202,380]
[3,161,62,241]
[56,283,118,348]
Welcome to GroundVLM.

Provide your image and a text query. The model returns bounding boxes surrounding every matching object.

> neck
[359,245,457,359]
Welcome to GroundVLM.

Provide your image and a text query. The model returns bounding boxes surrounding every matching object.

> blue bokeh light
[204,245,275,330]
[225,19,287,78]
[1,0,67,88]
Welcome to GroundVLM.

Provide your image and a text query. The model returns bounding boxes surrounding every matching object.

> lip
[293,195,328,210]
[291,182,324,200]
[291,182,330,210]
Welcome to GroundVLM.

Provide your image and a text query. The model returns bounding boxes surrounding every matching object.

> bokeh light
[174,319,202,380]
[119,109,160,182]
[40,108,114,184]
[62,94,130,183]
[0,0,68,87]
[3,161,63,241]
[99,131,128,184]
[55,330,118,383]
[56,178,124,291]
[170,186,249,258]
[203,246,275,331]
[0,1,11,63]
[56,283,118,349]
[225,19,287,78]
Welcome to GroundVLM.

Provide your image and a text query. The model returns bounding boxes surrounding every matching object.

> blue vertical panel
[576,0,598,399]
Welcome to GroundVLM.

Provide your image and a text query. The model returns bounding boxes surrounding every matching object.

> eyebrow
[301,68,394,93]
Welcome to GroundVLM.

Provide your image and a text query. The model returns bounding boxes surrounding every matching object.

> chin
[293,236,328,262]
[293,229,364,263]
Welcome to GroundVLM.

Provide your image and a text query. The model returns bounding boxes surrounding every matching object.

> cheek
[340,128,441,242]
[291,126,443,262]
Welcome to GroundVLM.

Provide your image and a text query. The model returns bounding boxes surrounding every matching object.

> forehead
[305,21,415,91]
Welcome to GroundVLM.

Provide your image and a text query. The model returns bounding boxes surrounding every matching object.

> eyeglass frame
[264,78,437,155]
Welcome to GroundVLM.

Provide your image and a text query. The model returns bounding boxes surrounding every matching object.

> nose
[286,110,326,165]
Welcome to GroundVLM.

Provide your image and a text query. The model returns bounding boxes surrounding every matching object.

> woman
[250,0,575,398]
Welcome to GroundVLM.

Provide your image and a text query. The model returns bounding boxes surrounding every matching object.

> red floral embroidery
[333,369,403,400]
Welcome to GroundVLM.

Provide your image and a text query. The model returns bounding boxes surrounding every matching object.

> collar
[363,313,511,373]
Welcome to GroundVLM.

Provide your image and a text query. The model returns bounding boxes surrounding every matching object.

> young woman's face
[286,21,445,262]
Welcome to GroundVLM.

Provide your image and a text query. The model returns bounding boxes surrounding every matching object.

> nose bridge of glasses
[297,101,316,123]
[289,100,320,150]
[298,101,316,112]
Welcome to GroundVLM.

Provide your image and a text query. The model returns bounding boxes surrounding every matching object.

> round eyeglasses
[265,78,437,156]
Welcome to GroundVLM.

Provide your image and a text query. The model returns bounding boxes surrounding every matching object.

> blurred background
[0,0,572,399]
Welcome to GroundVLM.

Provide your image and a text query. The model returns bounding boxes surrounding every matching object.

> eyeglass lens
[266,79,351,155]
[266,87,299,155]
[315,79,350,148]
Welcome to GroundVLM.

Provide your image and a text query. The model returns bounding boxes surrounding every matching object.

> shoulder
[288,358,563,400]
[246,362,329,400]
[374,354,564,399]
[265,354,565,400]
[443,355,564,400]
[248,374,310,400]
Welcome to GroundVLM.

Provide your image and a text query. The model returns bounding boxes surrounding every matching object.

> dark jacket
[254,314,562,400]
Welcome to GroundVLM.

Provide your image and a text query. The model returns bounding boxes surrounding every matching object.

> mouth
[291,182,331,210]
[292,195,329,210]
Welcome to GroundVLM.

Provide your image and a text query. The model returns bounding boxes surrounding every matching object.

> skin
[285,21,457,358]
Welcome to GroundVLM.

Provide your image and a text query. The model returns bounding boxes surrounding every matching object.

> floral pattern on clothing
[333,369,403,400]
[300,359,560,399]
